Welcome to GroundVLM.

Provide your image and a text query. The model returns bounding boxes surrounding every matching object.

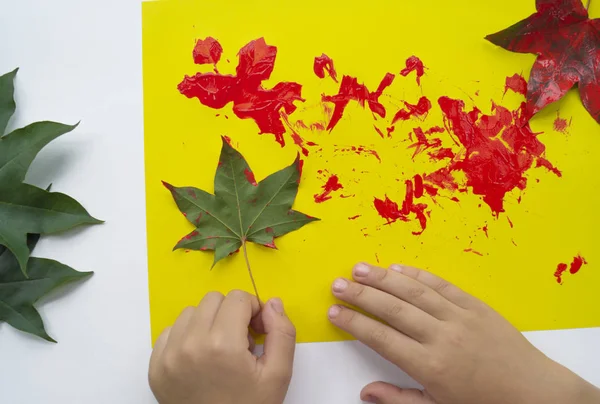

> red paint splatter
[244,168,257,186]
[374,126,385,138]
[464,248,483,256]
[554,262,568,284]
[409,127,443,158]
[392,97,432,123]
[280,111,318,156]
[400,56,425,85]
[504,74,527,96]
[193,37,223,67]
[570,255,587,274]
[334,145,381,162]
[179,38,305,147]
[223,135,232,145]
[374,178,428,235]
[322,73,395,131]
[314,174,343,203]
[428,147,455,161]
[313,53,338,82]
[481,225,489,238]
[507,217,513,228]
[536,157,562,177]
[553,112,571,134]
[348,215,361,220]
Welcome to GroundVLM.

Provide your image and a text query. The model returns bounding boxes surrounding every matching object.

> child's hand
[329,263,600,404]
[149,291,296,404]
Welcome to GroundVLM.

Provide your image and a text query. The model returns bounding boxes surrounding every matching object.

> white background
[0,1,599,403]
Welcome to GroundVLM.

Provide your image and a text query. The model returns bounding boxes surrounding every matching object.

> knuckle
[227,289,249,301]
[368,327,389,347]
[385,302,404,318]
[375,268,390,282]
[407,286,426,299]
[350,284,366,300]
[339,309,357,328]
[434,280,450,294]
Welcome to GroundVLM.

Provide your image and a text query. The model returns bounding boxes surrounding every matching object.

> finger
[149,326,171,380]
[352,263,456,319]
[332,278,438,342]
[212,290,260,344]
[165,306,196,346]
[361,382,437,404]
[194,291,226,330]
[247,332,256,353]
[328,305,426,377]
[258,298,296,384]
[390,264,477,309]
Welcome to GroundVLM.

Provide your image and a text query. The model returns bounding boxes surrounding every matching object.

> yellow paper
[143,0,600,344]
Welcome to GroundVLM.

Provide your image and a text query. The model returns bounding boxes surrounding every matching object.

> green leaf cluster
[0,69,100,342]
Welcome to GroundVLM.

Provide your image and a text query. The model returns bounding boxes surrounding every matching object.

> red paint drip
[553,112,571,134]
[314,174,343,203]
[322,73,395,131]
[179,38,305,147]
[400,56,425,85]
[313,53,338,82]
[504,74,527,96]
[464,248,483,256]
[244,168,257,186]
[392,97,432,123]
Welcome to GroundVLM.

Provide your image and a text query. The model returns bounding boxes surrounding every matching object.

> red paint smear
[504,74,527,96]
[280,111,318,156]
[348,214,361,220]
[314,174,343,203]
[507,217,514,228]
[400,56,425,85]
[428,147,455,161]
[244,168,257,186]
[322,73,395,131]
[313,53,338,83]
[179,38,305,147]
[409,126,442,158]
[335,145,381,162]
[374,178,428,235]
[374,126,385,138]
[297,159,304,178]
[570,255,587,275]
[414,174,424,198]
[392,97,432,123]
[553,112,571,134]
[464,248,483,256]
[554,262,568,284]
[193,37,223,66]
[536,157,562,177]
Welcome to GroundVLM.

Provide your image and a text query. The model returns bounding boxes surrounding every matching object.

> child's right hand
[328,262,600,404]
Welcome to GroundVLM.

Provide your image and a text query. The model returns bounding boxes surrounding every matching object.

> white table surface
[1,1,599,403]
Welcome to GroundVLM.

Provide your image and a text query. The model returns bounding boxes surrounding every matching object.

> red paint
[374,126,385,138]
[297,159,304,177]
[244,168,257,186]
[536,157,562,177]
[409,127,443,158]
[507,217,513,228]
[400,56,425,85]
[179,38,305,147]
[314,174,343,203]
[428,147,455,160]
[186,189,197,198]
[193,37,223,66]
[348,214,361,220]
[482,225,489,238]
[280,111,318,156]
[569,255,587,274]
[313,53,338,82]
[374,177,428,235]
[223,135,232,145]
[464,248,483,256]
[486,1,600,123]
[335,145,381,162]
[554,262,568,284]
[392,97,432,123]
[553,112,571,134]
[504,74,527,96]
[322,73,395,131]
[375,253,380,263]
[414,174,424,198]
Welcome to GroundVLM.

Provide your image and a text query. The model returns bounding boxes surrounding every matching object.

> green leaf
[163,137,318,269]
[0,234,93,342]
[0,68,17,136]
[0,69,102,275]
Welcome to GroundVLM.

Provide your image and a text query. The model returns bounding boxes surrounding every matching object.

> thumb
[258,298,296,382]
[361,381,437,404]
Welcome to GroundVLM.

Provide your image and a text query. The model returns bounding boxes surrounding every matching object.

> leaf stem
[242,240,262,305]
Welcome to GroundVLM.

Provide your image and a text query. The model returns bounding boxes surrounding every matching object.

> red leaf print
[486,0,600,123]
[313,53,338,82]
[193,37,223,65]
[400,56,425,85]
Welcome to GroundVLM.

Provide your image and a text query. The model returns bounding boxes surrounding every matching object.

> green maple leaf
[0,233,92,342]
[163,137,318,299]
[0,69,101,275]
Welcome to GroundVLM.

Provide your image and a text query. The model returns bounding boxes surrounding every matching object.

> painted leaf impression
[163,137,318,299]
[486,0,600,123]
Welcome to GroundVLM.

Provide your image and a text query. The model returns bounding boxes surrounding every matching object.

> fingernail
[390,264,403,273]
[270,298,284,314]
[353,263,370,277]
[332,278,348,292]
[363,395,379,403]
[328,305,341,319]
